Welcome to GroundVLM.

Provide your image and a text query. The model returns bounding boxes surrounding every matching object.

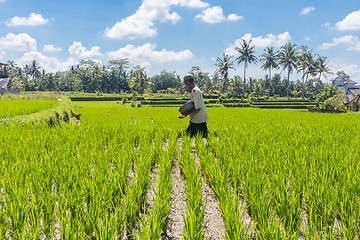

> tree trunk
[224,72,228,94]
[268,69,271,98]
[287,70,290,100]
[318,72,322,83]
[303,72,309,100]
[243,61,247,95]
[301,70,305,100]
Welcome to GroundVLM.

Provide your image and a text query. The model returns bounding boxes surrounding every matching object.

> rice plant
[0,99,59,119]
[0,101,360,239]
[179,135,207,240]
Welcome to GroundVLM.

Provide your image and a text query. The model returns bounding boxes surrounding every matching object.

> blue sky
[0,0,359,82]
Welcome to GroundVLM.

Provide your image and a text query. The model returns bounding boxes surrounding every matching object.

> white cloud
[304,36,311,41]
[104,15,158,40]
[242,32,291,47]
[321,22,331,28]
[0,0,6,2]
[107,43,193,68]
[43,44,62,52]
[16,51,77,72]
[6,13,49,27]
[68,41,102,59]
[336,10,360,31]
[0,33,37,51]
[225,32,292,55]
[349,41,360,51]
[104,0,208,39]
[170,0,209,8]
[196,6,243,23]
[227,14,244,22]
[300,6,315,15]
[0,51,5,60]
[196,6,226,23]
[319,35,360,51]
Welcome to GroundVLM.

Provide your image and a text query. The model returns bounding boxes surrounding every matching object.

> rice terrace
[0,89,359,239]
[1,0,360,239]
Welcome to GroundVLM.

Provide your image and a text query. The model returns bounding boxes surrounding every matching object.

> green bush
[223,103,252,108]
[255,105,314,109]
[319,94,346,111]
[251,101,316,106]
[70,96,145,101]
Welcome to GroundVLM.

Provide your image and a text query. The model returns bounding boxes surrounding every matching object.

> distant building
[331,74,360,103]
[0,62,10,90]
[0,62,20,95]
[344,94,360,111]
[0,78,10,89]
[0,62,7,71]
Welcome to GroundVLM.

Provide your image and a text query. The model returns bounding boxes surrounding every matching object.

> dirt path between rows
[193,149,227,240]
[201,174,227,240]
[163,139,227,239]
[162,156,186,239]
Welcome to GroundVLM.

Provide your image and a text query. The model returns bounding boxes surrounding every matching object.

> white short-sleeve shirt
[189,86,209,123]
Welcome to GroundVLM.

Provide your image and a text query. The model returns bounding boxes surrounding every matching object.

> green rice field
[0,100,359,239]
[0,99,59,119]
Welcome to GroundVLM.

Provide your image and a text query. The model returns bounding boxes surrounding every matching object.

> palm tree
[214,53,235,93]
[23,64,30,77]
[69,65,77,74]
[297,46,308,99]
[297,46,315,99]
[91,62,102,92]
[28,60,41,80]
[314,55,332,83]
[109,58,129,75]
[107,58,130,93]
[25,60,42,89]
[6,61,17,72]
[235,39,258,94]
[211,71,222,91]
[278,42,298,99]
[40,69,46,78]
[230,75,243,96]
[260,47,279,97]
[129,65,148,94]
[44,73,58,91]
[248,77,255,93]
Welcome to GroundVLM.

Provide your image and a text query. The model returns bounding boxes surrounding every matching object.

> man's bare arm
[178,108,200,118]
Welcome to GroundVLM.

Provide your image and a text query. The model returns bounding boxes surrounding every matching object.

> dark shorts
[186,122,208,138]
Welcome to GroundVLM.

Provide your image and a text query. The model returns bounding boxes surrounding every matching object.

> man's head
[183,74,195,89]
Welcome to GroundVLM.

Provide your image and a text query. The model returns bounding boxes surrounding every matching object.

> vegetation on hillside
[1,41,339,100]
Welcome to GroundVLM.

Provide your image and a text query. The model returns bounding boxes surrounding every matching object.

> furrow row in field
[136,131,177,239]
[196,136,252,240]
[2,103,360,239]
[179,136,207,239]
[205,119,360,239]
[193,139,227,240]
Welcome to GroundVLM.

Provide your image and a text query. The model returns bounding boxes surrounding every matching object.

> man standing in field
[178,74,209,138]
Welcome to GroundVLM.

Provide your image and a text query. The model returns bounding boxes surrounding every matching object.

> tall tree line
[4,41,335,98]
[216,40,333,99]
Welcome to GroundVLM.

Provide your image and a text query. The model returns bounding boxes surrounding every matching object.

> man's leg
[187,122,208,138]
[200,122,208,138]
[186,122,196,137]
